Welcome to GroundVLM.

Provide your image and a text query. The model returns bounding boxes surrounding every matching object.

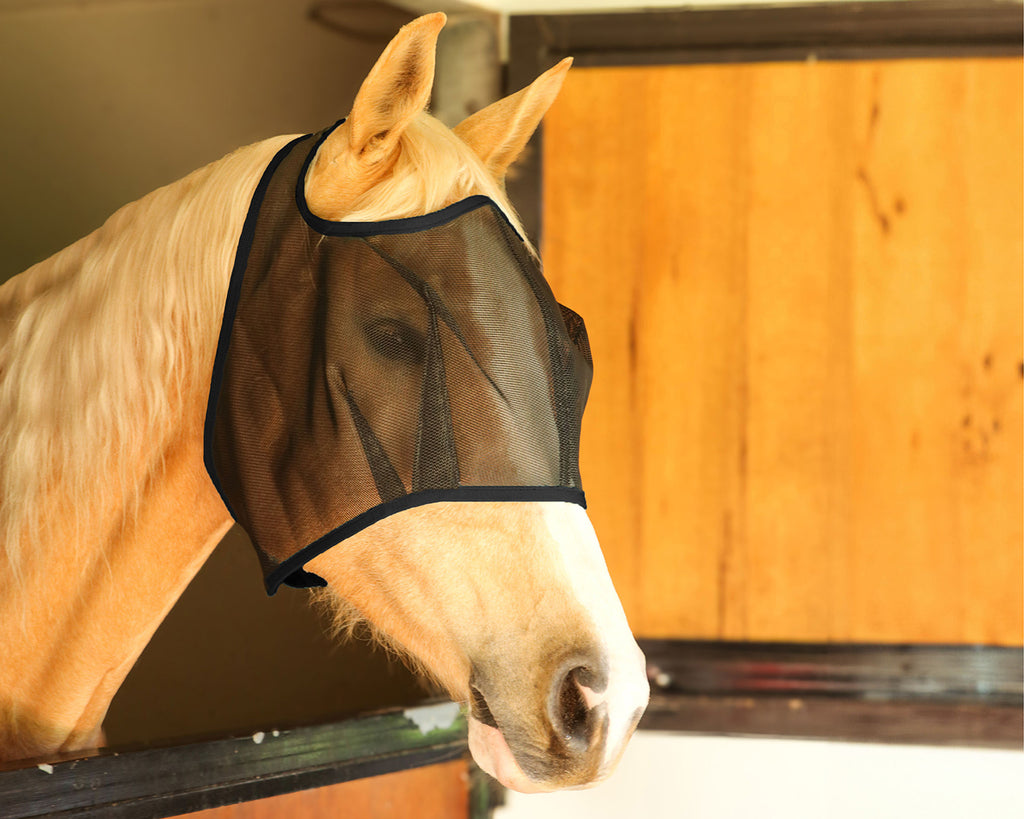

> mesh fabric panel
[205,123,593,594]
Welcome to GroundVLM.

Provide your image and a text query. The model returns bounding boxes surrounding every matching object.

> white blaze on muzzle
[204,122,594,594]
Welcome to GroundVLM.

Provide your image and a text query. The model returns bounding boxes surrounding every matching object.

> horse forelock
[335,112,532,251]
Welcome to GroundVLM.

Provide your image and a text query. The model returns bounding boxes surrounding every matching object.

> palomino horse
[0,14,648,792]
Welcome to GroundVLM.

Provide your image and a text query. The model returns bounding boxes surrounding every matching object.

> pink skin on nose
[577,681,605,710]
[468,717,549,793]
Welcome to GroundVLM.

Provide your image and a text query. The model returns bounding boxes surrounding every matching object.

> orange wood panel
[542,58,1023,645]
[185,759,469,818]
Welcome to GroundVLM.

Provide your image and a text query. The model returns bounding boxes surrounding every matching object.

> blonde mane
[0,110,525,590]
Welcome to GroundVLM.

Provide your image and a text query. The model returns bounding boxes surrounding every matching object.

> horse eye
[364,318,424,365]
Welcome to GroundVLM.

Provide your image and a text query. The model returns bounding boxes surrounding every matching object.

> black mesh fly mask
[204,123,593,595]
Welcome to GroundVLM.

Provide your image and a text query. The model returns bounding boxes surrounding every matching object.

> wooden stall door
[542,58,1022,645]
[185,760,469,819]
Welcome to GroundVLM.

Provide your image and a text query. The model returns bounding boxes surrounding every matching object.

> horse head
[290,13,649,792]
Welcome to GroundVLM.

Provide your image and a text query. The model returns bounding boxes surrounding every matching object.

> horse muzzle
[467,643,649,792]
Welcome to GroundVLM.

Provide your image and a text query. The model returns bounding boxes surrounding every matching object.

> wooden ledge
[0,703,468,819]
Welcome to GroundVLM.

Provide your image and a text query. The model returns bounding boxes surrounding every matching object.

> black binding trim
[266,486,587,596]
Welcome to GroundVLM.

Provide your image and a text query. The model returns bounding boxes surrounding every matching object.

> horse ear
[454,57,572,180]
[349,13,446,163]
[305,14,444,216]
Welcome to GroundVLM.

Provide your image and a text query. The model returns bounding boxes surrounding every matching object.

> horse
[0,13,648,793]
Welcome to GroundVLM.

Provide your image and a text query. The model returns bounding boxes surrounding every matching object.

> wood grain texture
[186,760,469,819]
[542,58,1022,644]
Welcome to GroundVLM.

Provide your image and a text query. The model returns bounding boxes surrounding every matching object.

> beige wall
[395,0,920,15]
[498,733,1024,819]
[1,0,385,282]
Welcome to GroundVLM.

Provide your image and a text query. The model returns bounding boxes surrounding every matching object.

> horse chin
[467,715,550,794]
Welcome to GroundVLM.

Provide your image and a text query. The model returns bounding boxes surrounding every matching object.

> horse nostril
[551,666,600,751]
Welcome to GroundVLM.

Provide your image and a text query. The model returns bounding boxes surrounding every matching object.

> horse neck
[0,137,288,761]
[0,413,234,760]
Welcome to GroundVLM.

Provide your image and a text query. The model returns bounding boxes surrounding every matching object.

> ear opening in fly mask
[204,122,594,595]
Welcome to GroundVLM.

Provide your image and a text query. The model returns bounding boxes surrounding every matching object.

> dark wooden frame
[0,706,468,819]
[507,0,1024,243]
[638,641,1023,748]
